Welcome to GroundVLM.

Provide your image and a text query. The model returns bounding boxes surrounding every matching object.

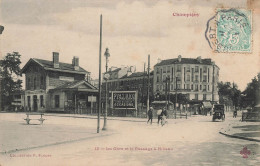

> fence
[242,112,260,122]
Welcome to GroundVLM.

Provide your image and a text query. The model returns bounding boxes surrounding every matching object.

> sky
[0,0,259,91]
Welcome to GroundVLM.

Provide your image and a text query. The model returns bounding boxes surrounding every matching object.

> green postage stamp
[216,8,252,53]
[206,8,252,53]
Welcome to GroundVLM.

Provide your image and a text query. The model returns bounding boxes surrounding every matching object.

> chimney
[178,55,182,62]
[157,58,162,63]
[197,56,202,63]
[53,52,59,68]
[72,56,79,71]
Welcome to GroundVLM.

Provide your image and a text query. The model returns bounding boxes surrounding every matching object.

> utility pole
[97,14,102,133]
[175,77,178,119]
[142,62,146,114]
[147,55,150,114]
[212,65,215,103]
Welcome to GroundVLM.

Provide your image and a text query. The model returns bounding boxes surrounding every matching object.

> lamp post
[165,76,170,110]
[102,48,110,130]
[175,77,178,119]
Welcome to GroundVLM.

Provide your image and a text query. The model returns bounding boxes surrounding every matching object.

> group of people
[147,107,168,126]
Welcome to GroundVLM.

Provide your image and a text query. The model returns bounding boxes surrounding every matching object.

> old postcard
[0,0,260,166]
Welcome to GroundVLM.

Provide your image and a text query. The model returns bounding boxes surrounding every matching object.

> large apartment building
[153,55,219,103]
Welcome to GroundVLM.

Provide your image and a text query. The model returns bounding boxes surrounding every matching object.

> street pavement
[0,111,259,166]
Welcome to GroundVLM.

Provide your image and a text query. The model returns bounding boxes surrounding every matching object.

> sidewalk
[0,113,113,154]
[219,116,260,142]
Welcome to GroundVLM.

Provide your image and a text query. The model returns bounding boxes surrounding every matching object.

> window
[208,68,210,82]
[177,84,181,89]
[203,94,207,101]
[195,94,198,100]
[55,95,60,108]
[171,84,173,90]
[200,68,202,82]
[195,66,199,72]
[184,84,186,89]
[191,84,193,90]
[186,65,190,72]
[171,67,174,81]
[208,85,210,91]
[33,77,36,90]
[163,85,165,91]
[195,75,198,82]
[156,67,160,74]
[156,85,159,91]
[195,84,198,91]
[177,73,181,81]
[187,74,190,81]
[192,68,194,81]
[200,85,202,90]
[187,84,190,89]
[167,66,170,73]
[163,75,166,81]
[203,66,207,73]
[40,76,44,88]
[40,95,44,107]
[28,77,32,90]
[177,65,181,72]
[157,76,160,83]
[203,75,207,82]
[26,77,30,90]
[163,66,166,73]
[203,85,207,91]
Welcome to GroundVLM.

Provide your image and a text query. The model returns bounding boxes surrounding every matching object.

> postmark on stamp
[205,8,252,53]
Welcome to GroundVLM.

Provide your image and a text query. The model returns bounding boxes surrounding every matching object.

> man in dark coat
[147,107,153,124]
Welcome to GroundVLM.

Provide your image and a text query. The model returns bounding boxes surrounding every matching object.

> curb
[44,114,190,123]
[44,114,146,123]
[219,132,260,142]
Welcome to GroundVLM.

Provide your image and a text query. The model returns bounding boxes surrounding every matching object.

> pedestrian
[147,107,153,124]
[233,108,237,118]
[161,107,168,126]
[157,108,163,124]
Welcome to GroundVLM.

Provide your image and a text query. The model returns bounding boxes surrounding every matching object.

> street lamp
[165,76,170,110]
[102,48,110,130]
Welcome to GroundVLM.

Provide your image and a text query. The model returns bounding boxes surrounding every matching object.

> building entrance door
[33,95,38,111]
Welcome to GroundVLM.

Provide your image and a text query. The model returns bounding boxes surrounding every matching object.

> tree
[0,52,23,109]
[241,73,260,108]
[218,81,241,109]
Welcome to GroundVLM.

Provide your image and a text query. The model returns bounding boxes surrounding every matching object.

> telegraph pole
[97,15,102,133]
[147,55,150,114]
[175,77,178,119]
[142,62,146,113]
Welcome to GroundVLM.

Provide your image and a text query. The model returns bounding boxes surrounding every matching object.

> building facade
[153,55,219,104]
[21,52,98,113]
[101,67,153,116]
